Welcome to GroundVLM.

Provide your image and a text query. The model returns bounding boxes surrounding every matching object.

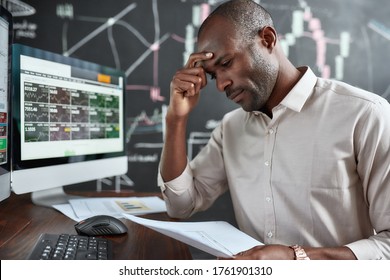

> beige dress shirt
[159,67,390,260]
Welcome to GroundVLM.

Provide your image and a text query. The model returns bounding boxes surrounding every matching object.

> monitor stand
[31,186,82,207]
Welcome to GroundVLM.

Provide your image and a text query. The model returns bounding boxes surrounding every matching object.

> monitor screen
[0,5,12,202]
[11,44,128,206]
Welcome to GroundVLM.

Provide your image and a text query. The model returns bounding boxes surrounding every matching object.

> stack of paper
[53,196,167,222]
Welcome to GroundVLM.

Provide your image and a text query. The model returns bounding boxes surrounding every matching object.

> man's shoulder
[224,107,245,117]
[223,108,250,122]
[316,78,387,106]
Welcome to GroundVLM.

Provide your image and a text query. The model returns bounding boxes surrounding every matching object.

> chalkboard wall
[7,0,390,194]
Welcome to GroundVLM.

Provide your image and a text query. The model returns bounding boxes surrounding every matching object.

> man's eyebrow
[213,56,224,66]
[199,55,224,69]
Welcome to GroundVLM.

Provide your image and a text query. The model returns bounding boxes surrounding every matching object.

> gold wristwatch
[290,245,310,260]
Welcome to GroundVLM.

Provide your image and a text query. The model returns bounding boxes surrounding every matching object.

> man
[158,0,390,260]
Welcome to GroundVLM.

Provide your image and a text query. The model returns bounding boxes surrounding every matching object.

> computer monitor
[0,6,12,203]
[11,44,128,206]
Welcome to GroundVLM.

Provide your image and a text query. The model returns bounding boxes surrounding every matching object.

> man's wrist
[290,245,310,260]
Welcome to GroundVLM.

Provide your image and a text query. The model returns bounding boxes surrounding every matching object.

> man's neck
[262,65,304,118]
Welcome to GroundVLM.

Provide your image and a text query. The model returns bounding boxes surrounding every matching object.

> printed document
[123,214,263,258]
[68,196,167,219]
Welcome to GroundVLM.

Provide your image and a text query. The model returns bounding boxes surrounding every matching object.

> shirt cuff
[345,239,384,260]
[158,163,194,196]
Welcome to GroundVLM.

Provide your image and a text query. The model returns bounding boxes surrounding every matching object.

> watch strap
[290,245,310,260]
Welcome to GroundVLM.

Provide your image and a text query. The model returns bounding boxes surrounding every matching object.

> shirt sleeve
[157,162,196,218]
[157,124,229,219]
[345,97,390,260]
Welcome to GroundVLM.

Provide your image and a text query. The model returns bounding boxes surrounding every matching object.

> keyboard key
[28,233,113,260]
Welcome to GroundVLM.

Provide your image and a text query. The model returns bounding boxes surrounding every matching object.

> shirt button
[264,161,270,166]
[268,128,274,134]
[267,231,273,238]
[266,197,272,203]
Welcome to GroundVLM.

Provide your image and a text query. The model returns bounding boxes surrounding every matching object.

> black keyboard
[28,233,113,260]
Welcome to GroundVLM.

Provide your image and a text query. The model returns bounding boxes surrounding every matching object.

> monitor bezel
[11,43,127,172]
[11,43,128,204]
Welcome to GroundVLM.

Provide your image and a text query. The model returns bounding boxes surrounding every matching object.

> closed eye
[221,60,231,67]
[207,59,231,80]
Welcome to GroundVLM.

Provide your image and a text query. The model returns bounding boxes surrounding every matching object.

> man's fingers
[184,52,213,69]
[173,71,205,95]
[170,52,213,99]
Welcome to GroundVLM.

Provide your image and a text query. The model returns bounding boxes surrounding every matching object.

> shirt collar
[250,66,317,116]
[279,66,317,112]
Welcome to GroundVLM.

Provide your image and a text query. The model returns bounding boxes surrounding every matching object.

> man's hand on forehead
[185,52,213,69]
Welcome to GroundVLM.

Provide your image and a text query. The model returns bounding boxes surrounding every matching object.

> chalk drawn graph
[278,0,350,80]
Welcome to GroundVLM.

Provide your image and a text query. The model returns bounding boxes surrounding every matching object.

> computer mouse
[75,215,128,236]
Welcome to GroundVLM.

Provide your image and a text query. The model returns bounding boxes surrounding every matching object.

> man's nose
[216,75,232,92]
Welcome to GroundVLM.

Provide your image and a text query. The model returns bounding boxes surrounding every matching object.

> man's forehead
[197,15,234,50]
[196,35,235,69]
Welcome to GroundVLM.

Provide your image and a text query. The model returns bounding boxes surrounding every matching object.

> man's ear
[258,26,277,49]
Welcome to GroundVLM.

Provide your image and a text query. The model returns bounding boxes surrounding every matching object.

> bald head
[198,0,274,43]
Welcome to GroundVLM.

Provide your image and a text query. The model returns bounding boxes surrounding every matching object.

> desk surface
[0,190,192,260]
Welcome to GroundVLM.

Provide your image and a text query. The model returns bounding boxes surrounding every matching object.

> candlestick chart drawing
[8,0,390,191]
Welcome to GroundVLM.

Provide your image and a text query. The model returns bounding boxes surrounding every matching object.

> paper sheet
[123,214,263,258]
[52,203,84,222]
[68,196,167,219]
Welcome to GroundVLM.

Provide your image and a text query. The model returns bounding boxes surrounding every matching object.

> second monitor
[11,44,128,206]
[0,5,12,202]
